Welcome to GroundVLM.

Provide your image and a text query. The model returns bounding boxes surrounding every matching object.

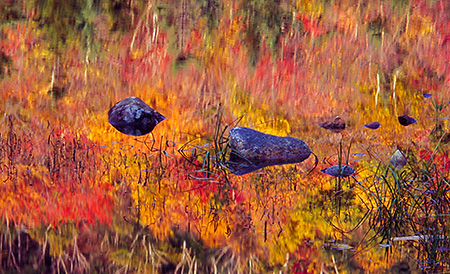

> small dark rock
[321,165,355,177]
[318,116,346,133]
[363,121,381,130]
[227,127,312,175]
[398,115,417,126]
[108,97,165,136]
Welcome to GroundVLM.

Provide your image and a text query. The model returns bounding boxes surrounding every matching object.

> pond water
[1,0,450,273]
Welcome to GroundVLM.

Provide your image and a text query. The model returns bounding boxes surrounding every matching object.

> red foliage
[186,29,202,54]
[406,0,450,92]
[113,29,171,84]
[291,243,317,274]
[419,149,450,175]
[43,183,113,227]
[297,14,327,38]
[0,126,114,228]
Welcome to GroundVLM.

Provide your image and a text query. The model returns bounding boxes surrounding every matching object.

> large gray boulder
[108,97,165,136]
[227,127,312,175]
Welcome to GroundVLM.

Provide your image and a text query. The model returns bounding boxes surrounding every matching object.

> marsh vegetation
[1,0,450,273]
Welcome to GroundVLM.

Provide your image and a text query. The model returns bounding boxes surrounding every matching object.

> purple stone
[108,97,165,136]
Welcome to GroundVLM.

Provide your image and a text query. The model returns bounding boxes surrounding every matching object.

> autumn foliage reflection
[0,120,113,227]
[2,0,450,272]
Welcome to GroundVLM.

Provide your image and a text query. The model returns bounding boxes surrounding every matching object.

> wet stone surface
[321,165,356,177]
[398,115,418,126]
[364,121,381,130]
[108,97,165,136]
[227,127,312,175]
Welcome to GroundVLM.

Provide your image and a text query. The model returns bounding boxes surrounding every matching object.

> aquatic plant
[356,145,450,272]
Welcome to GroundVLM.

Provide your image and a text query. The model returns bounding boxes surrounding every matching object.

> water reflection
[226,157,311,175]
[1,0,450,272]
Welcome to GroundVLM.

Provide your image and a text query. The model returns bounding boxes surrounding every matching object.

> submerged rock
[321,165,356,177]
[227,127,312,175]
[108,97,165,136]
[390,150,407,169]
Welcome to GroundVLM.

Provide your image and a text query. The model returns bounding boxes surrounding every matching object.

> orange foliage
[2,0,450,272]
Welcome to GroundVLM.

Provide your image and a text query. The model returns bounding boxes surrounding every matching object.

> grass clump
[356,145,450,272]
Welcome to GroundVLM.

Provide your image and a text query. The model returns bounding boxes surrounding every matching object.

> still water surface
[1,0,450,273]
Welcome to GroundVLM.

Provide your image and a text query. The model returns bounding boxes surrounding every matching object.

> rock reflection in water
[226,157,311,175]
